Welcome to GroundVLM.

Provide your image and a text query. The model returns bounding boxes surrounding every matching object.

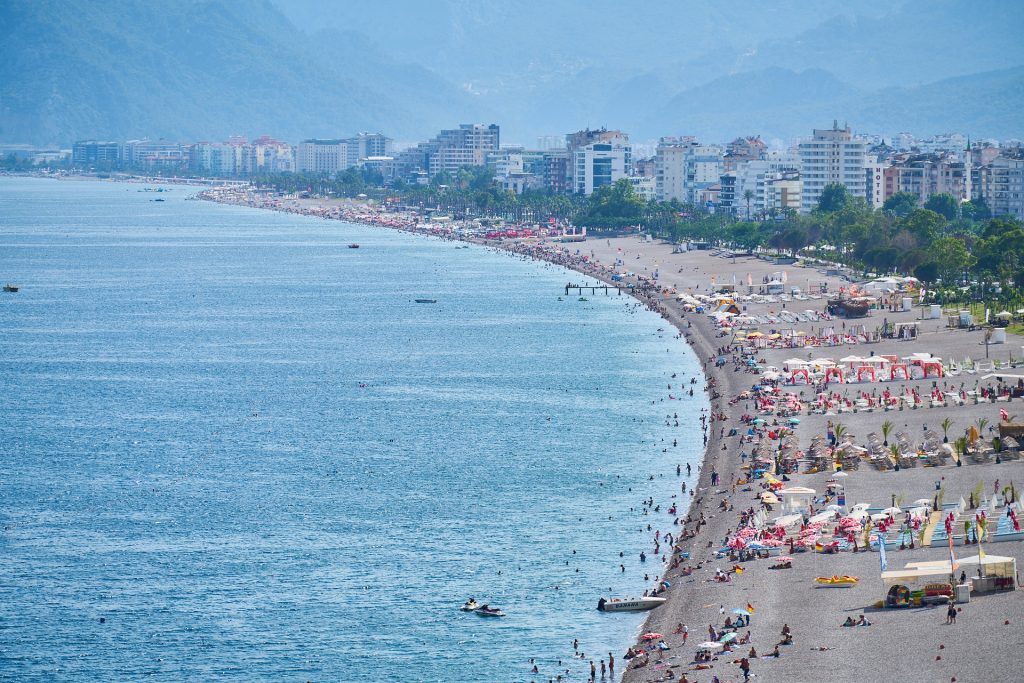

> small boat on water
[474,605,506,617]
[3,284,18,293]
[348,243,360,249]
[597,596,667,612]
[460,599,480,612]
[414,299,437,304]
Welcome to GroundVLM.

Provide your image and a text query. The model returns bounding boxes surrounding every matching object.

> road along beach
[200,188,1024,683]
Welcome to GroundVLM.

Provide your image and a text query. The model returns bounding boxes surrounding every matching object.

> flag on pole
[877,534,888,572]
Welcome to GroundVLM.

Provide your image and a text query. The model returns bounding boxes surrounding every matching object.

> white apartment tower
[295,139,349,175]
[655,138,724,203]
[797,122,867,213]
[566,129,631,195]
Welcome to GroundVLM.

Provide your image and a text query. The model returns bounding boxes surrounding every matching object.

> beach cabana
[856,366,877,382]
[824,367,845,384]
[790,368,811,384]
[779,487,816,513]
[890,363,910,380]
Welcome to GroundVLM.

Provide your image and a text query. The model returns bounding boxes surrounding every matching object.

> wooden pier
[565,282,630,296]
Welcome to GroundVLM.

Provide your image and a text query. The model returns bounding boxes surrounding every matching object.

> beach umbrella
[732,608,753,616]
[776,556,794,562]
[832,471,849,477]
[996,311,1012,319]
[641,632,663,641]
[788,418,801,425]
[698,642,725,651]
[752,418,766,425]
[719,632,738,643]
[760,492,780,504]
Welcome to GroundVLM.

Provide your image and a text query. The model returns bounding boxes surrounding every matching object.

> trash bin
[955,584,970,603]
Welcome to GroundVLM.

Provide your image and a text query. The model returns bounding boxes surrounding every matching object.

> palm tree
[941,417,954,443]
[833,423,848,445]
[975,417,989,443]
[881,420,894,447]
[954,436,968,465]
[743,189,755,220]
[890,444,902,470]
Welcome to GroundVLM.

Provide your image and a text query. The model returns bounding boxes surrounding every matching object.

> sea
[0,177,708,682]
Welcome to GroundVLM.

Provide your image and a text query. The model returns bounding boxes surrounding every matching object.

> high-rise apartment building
[879,153,971,206]
[655,138,723,203]
[427,124,500,176]
[566,129,631,195]
[295,139,349,175]
[72,140,121,165]
[976,153,1024,221]
[797,122,867,213]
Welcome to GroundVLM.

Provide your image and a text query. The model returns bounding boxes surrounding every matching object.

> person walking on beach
[589,660,596,681]
[947,602,957,624]
[608,653,614,676]
[739,656,751,681]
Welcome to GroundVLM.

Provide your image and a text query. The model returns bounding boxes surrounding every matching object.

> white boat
[597,596,667,612]
[459,599,479,612]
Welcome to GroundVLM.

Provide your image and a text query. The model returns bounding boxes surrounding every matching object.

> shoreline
[197,187,1024,683]
[195,187,732,677]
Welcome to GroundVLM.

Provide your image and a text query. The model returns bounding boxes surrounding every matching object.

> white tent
[779,487,816,513]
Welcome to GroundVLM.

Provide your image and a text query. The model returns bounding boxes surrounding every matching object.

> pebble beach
[200,189,1024,683]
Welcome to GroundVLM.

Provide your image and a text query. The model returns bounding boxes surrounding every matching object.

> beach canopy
[719,632,738,643]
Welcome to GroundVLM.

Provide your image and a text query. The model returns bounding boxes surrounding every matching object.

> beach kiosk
[881,555,1018,606]
[779,487,816,514]
[904,556,1018,594]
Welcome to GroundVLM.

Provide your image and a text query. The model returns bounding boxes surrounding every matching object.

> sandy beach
[200,189,1024,683]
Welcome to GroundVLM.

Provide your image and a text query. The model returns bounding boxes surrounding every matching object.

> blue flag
[878,534,888,572]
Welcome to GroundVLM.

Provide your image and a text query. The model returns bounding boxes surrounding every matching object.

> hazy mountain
[851,67,1024,140]
[0,0,476,145]
[725,0,1024,89]
[1,0,1021,146]
[644,68,861,142]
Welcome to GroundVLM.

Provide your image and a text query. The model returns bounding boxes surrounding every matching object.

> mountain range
[1,0,1022,147]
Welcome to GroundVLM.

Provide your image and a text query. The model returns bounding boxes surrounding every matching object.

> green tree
[578,178,645,229]
[930,236,976,284]
[743,189,755,219]
[924,193,960,221]
[898,208,946,246]
[816,183,850,213]
[961,199,992,222]
[913,261,940,284]
[883,192,919,218]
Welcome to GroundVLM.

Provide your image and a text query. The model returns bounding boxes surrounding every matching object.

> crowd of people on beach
[200,187,1021,683]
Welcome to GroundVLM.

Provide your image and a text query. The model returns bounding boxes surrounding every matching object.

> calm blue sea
[0,177,707,682]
